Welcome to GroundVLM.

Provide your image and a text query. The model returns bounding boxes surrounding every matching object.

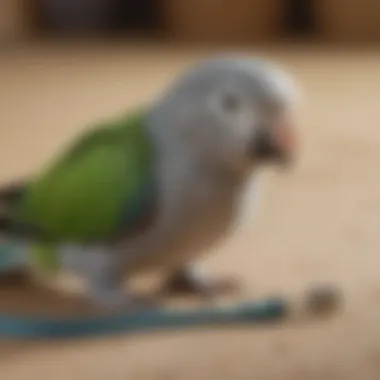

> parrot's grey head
[150,56,300,178]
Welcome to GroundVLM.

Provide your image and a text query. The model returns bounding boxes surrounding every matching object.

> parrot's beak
[250,111,297,169]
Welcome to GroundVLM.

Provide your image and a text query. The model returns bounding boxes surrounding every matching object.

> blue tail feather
[0,241,26,273]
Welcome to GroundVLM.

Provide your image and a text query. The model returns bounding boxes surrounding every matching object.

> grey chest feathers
[133,168,253,272]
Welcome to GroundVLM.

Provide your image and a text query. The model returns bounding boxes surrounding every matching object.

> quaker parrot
[0,56,299,310]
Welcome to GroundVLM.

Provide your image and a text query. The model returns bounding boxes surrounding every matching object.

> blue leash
[0,244,339,340]
[0,298,287,340]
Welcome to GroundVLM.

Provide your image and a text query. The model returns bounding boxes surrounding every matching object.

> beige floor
[1,42,380,379]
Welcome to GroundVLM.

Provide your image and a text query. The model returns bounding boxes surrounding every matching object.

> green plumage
[30,244,59,274]
[17,111,154,245]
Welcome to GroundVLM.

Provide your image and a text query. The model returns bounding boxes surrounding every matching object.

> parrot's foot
[161,268,241,300]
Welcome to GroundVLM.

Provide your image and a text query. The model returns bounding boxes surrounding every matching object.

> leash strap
[0,245,287,340]
[0,298,287,340]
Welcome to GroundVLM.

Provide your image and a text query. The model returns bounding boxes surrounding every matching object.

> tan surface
[1,43,380,379]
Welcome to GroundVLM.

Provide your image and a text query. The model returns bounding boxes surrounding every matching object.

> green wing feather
[17,111,155,243]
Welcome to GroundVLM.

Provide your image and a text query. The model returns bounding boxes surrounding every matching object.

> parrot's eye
[221,93,240,113]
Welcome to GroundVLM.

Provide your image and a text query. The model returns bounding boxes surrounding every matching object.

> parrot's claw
[161,270,241,300]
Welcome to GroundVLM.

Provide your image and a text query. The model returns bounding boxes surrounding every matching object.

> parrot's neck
[146,108,254,190]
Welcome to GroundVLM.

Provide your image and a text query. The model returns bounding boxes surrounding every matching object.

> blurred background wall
[1,0,380,45]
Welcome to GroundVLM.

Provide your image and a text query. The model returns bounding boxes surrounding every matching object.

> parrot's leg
[83,247,156,311]
[88,274,156,311]
[161,264,241,300]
